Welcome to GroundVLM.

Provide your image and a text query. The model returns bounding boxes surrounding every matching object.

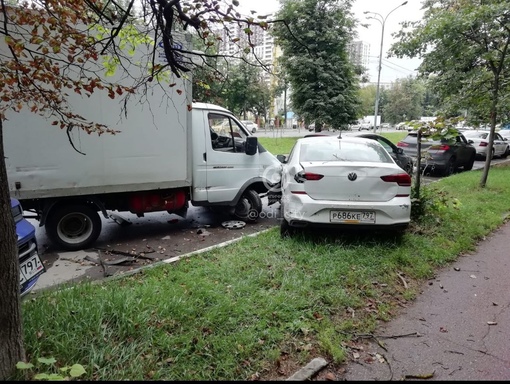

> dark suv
[397,132,476,176]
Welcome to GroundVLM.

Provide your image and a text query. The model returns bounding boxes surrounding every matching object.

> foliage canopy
[390,0,510,187]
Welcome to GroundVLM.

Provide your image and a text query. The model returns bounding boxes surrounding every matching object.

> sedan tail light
[479,141,488,147]
[294,171,324,183]
[380,173,412,187]
[429,144,450,151]
[397,141,409,147]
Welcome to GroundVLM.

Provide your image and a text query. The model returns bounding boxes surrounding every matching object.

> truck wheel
[46,204,102,251]
[233,189,262,222]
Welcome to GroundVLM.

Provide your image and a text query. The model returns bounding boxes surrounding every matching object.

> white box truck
[4,34,282,251]
[5,98,282,251]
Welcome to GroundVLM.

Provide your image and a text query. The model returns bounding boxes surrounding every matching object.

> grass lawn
[14,150,510,380]
[258,131,408,155]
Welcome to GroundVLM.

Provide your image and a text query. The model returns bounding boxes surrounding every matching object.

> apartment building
[348,40,370,71]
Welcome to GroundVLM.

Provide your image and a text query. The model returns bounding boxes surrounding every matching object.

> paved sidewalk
[340,220,510,380]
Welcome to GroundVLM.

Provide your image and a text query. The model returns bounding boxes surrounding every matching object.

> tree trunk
[0,118,25,380]
[480,73,501,188]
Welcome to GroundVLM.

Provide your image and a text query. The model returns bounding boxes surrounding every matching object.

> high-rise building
[213,17,282,119]
[214,19,276,87]
[348,40,370,72]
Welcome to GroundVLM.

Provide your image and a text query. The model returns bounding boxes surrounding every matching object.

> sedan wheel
[502,146,509,159]
[443,158,455,176]
[464,154,475,171]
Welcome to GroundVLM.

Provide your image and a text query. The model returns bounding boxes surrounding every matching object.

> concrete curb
[286,357,328,381]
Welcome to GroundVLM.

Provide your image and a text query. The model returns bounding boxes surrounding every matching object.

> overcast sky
[237,0,424,83]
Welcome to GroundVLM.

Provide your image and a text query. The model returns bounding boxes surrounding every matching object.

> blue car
[11,198,45,297]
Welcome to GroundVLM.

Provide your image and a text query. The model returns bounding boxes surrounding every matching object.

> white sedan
[462,130,510,159]
[278,135,412,237]
[240,120,258,133]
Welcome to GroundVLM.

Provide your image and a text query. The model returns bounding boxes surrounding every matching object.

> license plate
[330,210,376,224]
[20,253,45,285]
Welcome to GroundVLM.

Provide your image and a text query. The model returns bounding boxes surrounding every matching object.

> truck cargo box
[5,37,192,200]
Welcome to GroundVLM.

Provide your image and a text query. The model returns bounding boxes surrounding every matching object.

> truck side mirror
[245,136,258,156]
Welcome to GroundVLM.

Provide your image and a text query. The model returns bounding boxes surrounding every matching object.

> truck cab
[11,198,45,297]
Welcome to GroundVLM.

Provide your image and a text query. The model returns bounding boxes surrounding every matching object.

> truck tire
[46,204,102,251]
[233,189,262,223]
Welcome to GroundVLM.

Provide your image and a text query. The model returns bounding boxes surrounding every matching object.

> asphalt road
[29,199,282,293]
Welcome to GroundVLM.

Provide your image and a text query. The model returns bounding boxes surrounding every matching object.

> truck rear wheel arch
[40,197,108,226]
[44,200,104,251]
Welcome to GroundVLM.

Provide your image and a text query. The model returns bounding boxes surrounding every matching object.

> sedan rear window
[299,140,393,163]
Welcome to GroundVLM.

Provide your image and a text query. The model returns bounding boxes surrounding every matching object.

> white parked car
[358,122,371,131]
[278,135,412,237]
[240,120,258,133]
[498,129,510,141]
[462,130,510,159]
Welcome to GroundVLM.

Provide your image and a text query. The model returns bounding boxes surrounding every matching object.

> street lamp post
[364,1,408,133]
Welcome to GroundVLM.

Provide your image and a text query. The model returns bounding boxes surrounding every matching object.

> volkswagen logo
[347,172,357,181]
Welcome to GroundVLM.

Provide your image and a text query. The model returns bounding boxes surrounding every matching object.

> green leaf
[16,361,34,370]
[38,357,57,365]
[36,372,67,380]
[69,364,86,377]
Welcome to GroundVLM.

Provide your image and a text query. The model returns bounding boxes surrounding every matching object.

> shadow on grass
[282,225,407,247]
